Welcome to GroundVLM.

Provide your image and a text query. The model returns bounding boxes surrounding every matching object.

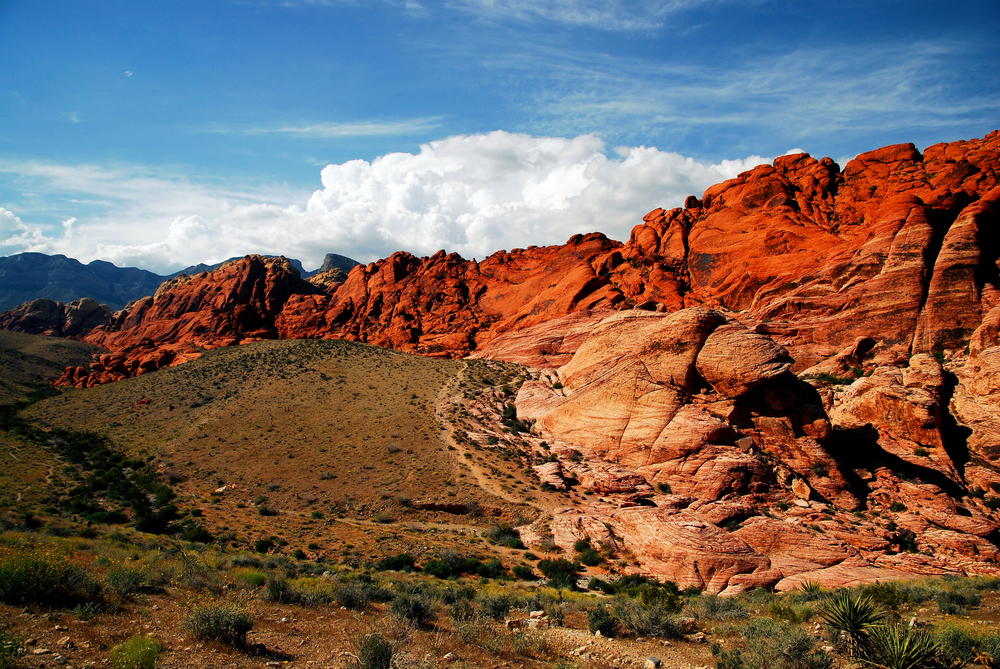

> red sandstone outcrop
[54,256,321,387]
[507,305,1000,591]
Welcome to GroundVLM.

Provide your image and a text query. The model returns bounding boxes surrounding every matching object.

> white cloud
[64,112,81,124]
[0,131,769,273]
[0,208,50,252]
[124,70,133,77]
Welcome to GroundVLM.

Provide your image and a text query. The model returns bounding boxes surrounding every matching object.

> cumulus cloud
[0,131,770,273]
[0,208,50,252]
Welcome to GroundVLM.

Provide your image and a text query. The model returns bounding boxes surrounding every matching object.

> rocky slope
[507,307,1000,592]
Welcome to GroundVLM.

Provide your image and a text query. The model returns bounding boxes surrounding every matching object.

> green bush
[512,565,534,580]
[690,594,749,621]
[448,599,476,622]
[712,617,831,669]
[333,579,393,610]
[425,551,483,579]
[538,559,578,589]
[484,524,525,549]
[109,635,163,669]
[234,571,267,589]
[105,565,150,599]
[357,632,393,669]
[390,591,435,627]
[0,547,95,606]
[936,589,980,615]
[856,623,938,669]
[0,630,24,669]
[587,606,619,637]
[819,590,885,652]
[477,558,507,579]
[477,592,513,620]
[262,574,294,602]
[612,596,686,639]
[374,554,416,572]
[182,603,254,646]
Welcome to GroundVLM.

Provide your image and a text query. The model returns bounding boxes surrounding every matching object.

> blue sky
[0,0,997,273]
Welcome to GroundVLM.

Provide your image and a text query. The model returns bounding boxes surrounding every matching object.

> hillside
[0,253,166,312]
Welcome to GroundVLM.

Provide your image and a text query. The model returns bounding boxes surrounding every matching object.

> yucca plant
[856,623,940,669]
[819,590,886,652]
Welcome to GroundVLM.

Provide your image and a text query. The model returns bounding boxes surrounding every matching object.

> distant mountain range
[0,252,360,312]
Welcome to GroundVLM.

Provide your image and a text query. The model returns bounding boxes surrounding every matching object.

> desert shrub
[577,546,604,566]
[889,501,907,513]
[356,632,393,669]
[0,630,24,669]
[449,598,476,622]
[934,619,1000,666]
[690,594,749,621]
[484,524,525,549]
[657,482,672,494]
[334,578,394,610]
[767,600,816,624]
[936,589,980,615]
[105,564,150,599]
[587,606,619,637]
[512,565,534,580]
[0,546,95,606]
[375,554,416,572]
[712,617,832,669]
[477,558,506,579]
[182,603,254,645]
[819,590,885,652]
[856,623,939,669]
[477,592,513,620]
[390,591,435,627]
[857,581,935,611]
[425,551,484,579]
[109,635,163,669]
[234,570,267,589]
[457,620,548,659]
[613,596,687,639]
[231,555,263,568]
[537,558,578,589]
[73,601,102,620]
[262,574,294,602]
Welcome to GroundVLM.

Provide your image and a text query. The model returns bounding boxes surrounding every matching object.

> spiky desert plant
[856,623,940,669]
[819,590,886,652]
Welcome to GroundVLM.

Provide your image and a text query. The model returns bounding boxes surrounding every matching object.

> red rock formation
[54,256,321,387]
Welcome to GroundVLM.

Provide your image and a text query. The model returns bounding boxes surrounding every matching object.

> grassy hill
[14,337,547,565]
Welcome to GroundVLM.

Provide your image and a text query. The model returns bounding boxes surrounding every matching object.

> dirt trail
[434,362,535,508]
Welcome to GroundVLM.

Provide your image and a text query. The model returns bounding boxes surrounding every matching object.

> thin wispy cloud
[238,117,444,138]
[483,37,1000,152]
